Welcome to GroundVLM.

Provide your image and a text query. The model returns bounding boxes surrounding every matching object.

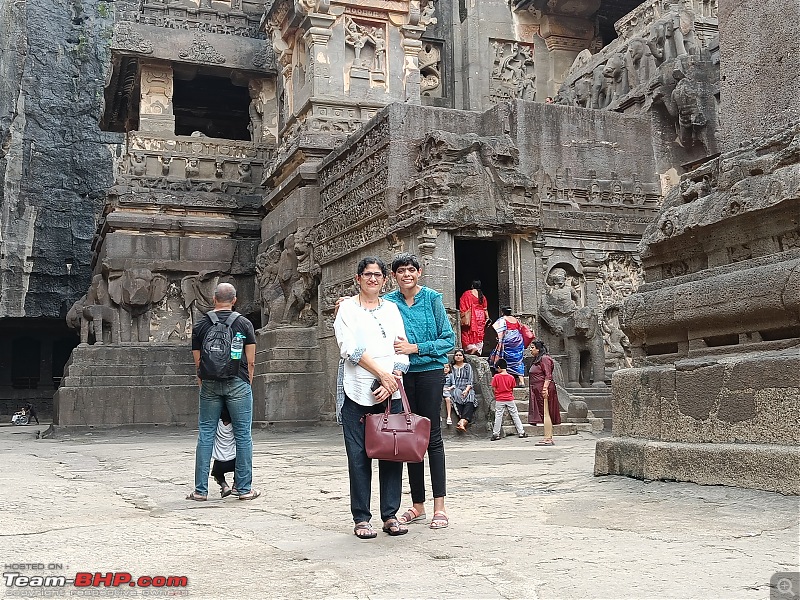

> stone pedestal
[252,326,324,425]
[53,344,198,427]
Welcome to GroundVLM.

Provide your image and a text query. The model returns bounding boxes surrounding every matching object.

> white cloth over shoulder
[212,420,236,461]
[333,297,409,407]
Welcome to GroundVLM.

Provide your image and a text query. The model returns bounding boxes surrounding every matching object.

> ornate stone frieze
[344,16,386,82]
[314,117,390,264]
[489,40,536,105]
[420,0,437,28]
[535,168,661,211]
[179,32,226,64]
[597,254,644,310]
[112,21,154,54]
[393,130,540,232]
[119,3,266,39]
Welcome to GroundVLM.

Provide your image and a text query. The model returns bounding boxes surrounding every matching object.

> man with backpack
[187,282,260,501]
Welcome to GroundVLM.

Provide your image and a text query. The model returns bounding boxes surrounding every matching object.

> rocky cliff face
[0,0,120,319]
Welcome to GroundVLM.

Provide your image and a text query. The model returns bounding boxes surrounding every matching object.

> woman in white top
[334,257,410,539]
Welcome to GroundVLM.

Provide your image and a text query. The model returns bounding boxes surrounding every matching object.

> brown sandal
[354,522,377,539]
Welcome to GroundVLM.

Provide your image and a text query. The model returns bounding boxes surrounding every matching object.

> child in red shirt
[491,359,528,440]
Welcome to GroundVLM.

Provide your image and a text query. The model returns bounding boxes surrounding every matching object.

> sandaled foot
[354,522,377,539]
[535,439,554,446]
[382,519,408,536]
[518,432,529,438]
[456,419,467,432]
[430,512,449,529]
[398,507,426,524]
[220,484,232,498]
[446,417,452,425]
[186,491,207,501]
[238,489,261,500]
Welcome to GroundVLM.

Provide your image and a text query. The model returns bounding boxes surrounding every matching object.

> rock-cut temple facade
[0,0,797,493]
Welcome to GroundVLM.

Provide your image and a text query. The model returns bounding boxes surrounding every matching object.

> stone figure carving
[265,230,322,327]
[159,154,172,176]
[215,159,224,178]
[590,64,611,109]
[344,17,369,68]
[539,267,605,387]
[627,38,652,87]
[567,307,607,388]
[131,153,146,176]
[372,29,386,75]
[248,83,263,143]
[69,274,121,345]
[238,161,252,183]
[108,268,169,342]
[255,244,283,327]
[181,271,220,325]
[647,2,697,66]
[489,41,535,105]
[602,309,633,371]
[670,68,708,147]
[285,228,321,325]
[539,267,580,338]
[185,158,200,178]
[420,1,437,28]
[419,43,442,95]
[574,78,591,108]
[602,53,629,104]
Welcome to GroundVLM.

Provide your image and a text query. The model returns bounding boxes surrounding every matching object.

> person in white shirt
[211,407,236,497]
[334,257,410,539]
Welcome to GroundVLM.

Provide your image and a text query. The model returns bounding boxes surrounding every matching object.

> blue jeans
[194,378,253,496]
[341,396,404,524]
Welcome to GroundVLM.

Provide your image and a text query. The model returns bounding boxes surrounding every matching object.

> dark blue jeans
[403,368,446,503]
[341,395,403,524]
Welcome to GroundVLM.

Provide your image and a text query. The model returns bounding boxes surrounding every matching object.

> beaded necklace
[358,294,386,338]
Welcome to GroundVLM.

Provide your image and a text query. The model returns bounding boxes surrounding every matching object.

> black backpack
[199,311,241,380]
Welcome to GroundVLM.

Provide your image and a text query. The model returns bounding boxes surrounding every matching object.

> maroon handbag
[365,381,431,463]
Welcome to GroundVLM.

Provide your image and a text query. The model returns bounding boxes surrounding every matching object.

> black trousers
[403,369,446,503]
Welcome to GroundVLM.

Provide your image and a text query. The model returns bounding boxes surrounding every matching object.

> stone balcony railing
[118,132,272,195]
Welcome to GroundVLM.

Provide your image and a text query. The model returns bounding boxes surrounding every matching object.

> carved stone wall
[556,0,720,161]
[595,0,800,495]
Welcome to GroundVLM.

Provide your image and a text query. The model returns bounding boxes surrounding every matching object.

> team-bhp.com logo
[4,570,188,590]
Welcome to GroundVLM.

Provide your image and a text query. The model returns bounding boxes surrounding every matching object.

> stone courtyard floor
[1,423,798,600]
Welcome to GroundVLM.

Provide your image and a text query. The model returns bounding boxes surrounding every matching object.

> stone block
[610,367,668,440]
[595,437,800,495]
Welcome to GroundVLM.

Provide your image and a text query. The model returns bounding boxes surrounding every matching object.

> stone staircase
[497,386,575,438]
[565,386,613,430]
[53,344,198,426]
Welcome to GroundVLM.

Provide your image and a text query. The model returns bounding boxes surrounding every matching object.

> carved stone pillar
[539,15,596,95]
[303,13,336,97]
[401,20,425,104]
[138,62,175,134]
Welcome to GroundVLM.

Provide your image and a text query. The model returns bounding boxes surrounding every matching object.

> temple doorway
[454,239,500,323]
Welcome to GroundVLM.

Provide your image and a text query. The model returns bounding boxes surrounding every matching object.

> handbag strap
[384,378,413,420]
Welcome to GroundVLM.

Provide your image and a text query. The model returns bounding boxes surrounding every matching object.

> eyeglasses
[360,272,384,280]
[394,267,418,275]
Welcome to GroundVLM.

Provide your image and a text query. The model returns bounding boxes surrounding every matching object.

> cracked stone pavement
[1,424,798,600]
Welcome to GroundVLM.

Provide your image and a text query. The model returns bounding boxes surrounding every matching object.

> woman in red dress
[528,340,561,445]
[459,280,488,355]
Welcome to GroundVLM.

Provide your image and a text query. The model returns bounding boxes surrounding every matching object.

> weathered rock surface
[0,0,120,318]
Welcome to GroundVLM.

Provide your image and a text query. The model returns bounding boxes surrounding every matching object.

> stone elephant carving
[71,274,121,345]
[564,307,607,388]
[181,270,220,326]
[109,269,169,342]
[602,53,629,105]
[590,64,611,109]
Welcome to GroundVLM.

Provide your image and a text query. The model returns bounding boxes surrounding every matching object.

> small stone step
[500,423,578,436]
